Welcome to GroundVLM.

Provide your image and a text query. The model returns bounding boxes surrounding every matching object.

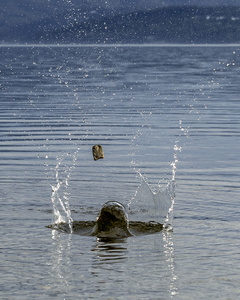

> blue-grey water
[1,45,239,299]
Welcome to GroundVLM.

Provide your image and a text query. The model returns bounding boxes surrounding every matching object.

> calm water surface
[0,45,240,299]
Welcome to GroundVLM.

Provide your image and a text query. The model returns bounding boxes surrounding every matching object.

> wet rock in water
[92,145,104,161]
[47,201,164,237]
[91,201,132,238]
[129,221,163,236]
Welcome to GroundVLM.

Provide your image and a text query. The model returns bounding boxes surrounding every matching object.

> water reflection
[48,221,177,298]
[90,232,178,298]
[90,238,128,296]
[50,230,72,296]
[162,230,178,297]
[92,238,128,265]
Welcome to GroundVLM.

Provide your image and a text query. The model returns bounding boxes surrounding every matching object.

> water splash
[51,230,72,294]
[51,158,73,232]
[50,149,79,232]
[128,143,181,227]
[128,174,175,226]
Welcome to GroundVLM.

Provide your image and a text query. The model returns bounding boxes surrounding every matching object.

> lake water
[1,44,239,299]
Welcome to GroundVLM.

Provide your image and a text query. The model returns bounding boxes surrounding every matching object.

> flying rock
[92,144,104,161]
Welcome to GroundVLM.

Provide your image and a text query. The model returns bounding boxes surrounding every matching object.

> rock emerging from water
[47,201,164,237]
[91,201,132,238]
[92,145,104,161]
